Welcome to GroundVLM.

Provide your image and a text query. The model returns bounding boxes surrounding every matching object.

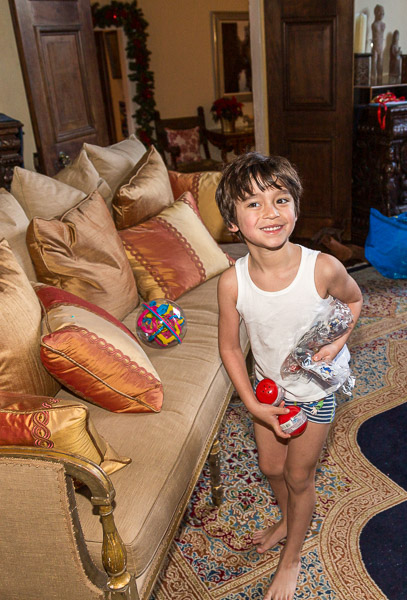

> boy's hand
[252,402,291,439]
[312,340,342,364]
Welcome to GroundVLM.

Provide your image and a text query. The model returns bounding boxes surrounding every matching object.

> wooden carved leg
[99,504,140,599]
[209,437,223,507]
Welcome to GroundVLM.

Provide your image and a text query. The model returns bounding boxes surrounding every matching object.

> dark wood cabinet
[352,101,407,245]
[0,114,24,191]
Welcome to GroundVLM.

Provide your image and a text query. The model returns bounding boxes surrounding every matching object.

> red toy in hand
[256,378,284,406]
[278,405,308,437]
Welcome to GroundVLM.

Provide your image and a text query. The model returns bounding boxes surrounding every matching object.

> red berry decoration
[256,378,284,406]
[278,405,308,436]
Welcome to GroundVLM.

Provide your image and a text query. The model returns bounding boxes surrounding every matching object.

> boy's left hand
[312,341,342,364]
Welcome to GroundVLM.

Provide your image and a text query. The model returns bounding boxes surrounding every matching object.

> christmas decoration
[92,0,156,145]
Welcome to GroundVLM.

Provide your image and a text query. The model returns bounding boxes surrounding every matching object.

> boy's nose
[264,203,279,218]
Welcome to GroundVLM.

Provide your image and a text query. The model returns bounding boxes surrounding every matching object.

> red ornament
[278,405,308,437]
[256,378,284,406]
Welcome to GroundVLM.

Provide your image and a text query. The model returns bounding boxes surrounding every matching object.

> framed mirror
[211,11,252,102]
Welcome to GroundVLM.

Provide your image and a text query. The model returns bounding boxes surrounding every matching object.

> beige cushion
[84,135,147,195]
[27,191,139,320]
[54,148,113,210]
[113,146,174,229]
[0,188,37,281]
[119,192,232,301]
[11,166,87,220]
[0,239,60,396]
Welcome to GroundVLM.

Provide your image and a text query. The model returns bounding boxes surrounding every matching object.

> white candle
[354,12,367,54]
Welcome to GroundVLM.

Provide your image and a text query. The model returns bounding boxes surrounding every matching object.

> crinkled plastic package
[281,299,355,396]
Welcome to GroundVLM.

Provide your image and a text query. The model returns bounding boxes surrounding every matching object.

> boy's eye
[276,197,291,204]
[247,201,260,208]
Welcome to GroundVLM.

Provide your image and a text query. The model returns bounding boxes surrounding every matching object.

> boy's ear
[227,222,239,233]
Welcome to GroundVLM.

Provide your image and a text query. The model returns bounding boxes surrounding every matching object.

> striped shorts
[283,394,336,424]
[254,379,336,424]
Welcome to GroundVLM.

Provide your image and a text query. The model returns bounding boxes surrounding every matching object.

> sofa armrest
[0,446,139,600]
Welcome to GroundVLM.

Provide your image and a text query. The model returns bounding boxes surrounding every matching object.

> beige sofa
[0,135,249,600]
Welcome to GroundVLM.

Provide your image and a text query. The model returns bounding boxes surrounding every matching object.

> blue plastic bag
[365,208,407,279]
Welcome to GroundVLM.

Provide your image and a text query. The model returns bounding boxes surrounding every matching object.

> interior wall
[0,0,250,170]
[354,0,407,80]
[135,0,251,127]
[0,0,37,171]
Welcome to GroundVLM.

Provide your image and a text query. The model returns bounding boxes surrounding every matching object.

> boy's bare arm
[313,253,363,362]
[217,268,290,437]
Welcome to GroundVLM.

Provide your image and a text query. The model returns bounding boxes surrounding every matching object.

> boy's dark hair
[215,152,302,229]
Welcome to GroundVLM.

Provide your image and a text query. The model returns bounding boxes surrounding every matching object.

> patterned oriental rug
[151,266,407,600]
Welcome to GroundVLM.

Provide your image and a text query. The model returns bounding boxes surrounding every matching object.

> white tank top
[235,246,350,402]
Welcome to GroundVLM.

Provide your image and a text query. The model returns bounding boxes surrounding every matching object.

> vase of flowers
[210,96,243,133]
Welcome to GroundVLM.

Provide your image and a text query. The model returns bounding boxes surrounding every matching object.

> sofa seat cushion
[57,276,249,581]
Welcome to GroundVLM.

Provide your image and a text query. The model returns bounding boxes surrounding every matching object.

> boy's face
[228,180,297,249]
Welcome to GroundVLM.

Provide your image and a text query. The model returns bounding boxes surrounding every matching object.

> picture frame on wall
[211,11,252,102]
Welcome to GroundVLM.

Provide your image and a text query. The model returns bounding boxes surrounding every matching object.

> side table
[0,114,24,191]
[205,128,255,162]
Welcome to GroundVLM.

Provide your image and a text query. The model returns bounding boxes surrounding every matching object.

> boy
[216,152,363,600]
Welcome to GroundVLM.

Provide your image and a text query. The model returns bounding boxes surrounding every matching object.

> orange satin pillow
[26,190,139,320]
[35,285,163,414]
[168,170,236,243]
[119,191,233,302]
[0,391,131,476]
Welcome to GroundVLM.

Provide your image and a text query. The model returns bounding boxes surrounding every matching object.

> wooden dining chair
[154,106,223,172]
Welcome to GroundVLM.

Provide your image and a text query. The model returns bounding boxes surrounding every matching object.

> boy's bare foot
[263,557,301,600]
[253,521,287,553]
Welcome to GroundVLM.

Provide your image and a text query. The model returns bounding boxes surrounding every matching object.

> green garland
[92,0,156,145]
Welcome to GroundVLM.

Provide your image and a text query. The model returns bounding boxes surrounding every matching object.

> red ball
[256,378,283,406]
[278,405,308,436]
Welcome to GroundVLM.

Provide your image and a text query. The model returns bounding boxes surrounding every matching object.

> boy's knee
[259,459,284,480]
[284,466,315,493]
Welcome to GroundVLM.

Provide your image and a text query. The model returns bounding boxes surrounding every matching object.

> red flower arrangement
[210,96,244,122]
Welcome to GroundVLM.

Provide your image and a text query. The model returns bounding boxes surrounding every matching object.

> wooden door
[9,0,110,175]
[264,0,354,240]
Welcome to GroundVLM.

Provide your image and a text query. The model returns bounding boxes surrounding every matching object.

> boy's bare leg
[264,422,331,600]
[252,419,289,553]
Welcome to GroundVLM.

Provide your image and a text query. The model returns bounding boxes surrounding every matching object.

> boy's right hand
[252,402,291,439]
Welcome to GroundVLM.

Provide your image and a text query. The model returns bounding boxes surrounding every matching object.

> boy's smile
[228,182,297,248]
